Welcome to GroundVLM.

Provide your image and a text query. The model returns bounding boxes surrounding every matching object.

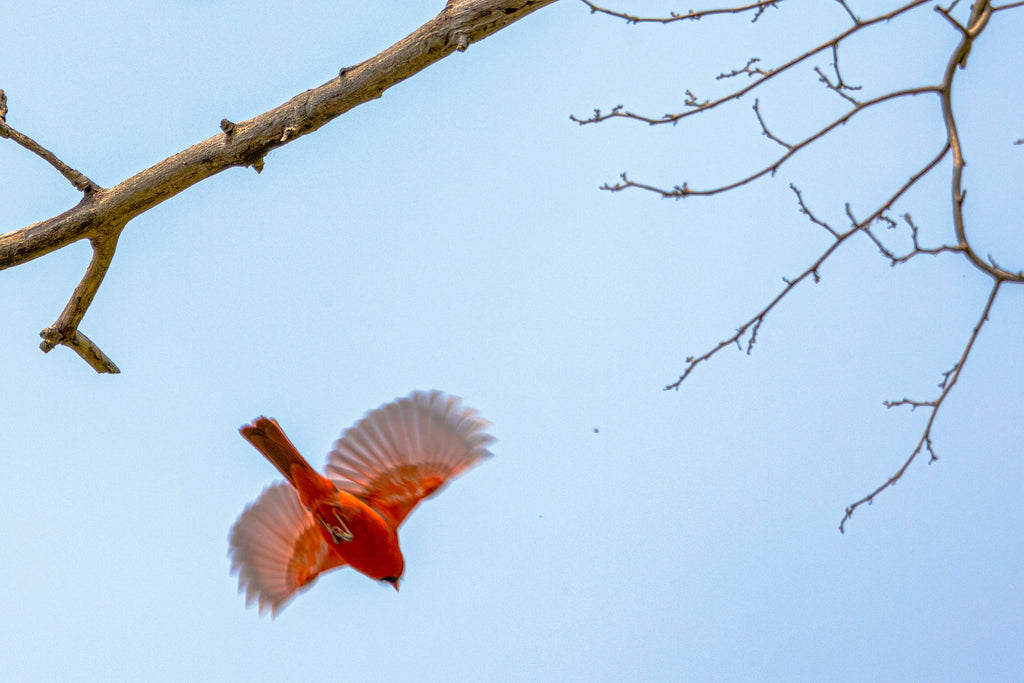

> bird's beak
[392,581,400,593]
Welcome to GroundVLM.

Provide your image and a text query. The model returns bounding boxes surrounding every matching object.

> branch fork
[580,0,1022,529]
[0,0,554,372]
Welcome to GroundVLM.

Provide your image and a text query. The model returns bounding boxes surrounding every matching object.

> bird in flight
[229,390,494,617]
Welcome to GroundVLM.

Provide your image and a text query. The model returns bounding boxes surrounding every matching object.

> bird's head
[379,533,404,591]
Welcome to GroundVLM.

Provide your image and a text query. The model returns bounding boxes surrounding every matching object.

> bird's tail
[240,417,334,502]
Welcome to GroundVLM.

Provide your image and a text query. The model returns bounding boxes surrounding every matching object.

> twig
[600,87,938,199]
[862,212,965,266]
[814,44,862,105]
[578,0,781,24]
[571,0,932,127]
[664,230,850,390]
[0,90,98,193]
[834,0,860,24]
[665,142,950,392]
[753,99,792,149]
[718,58,770,80]
[839,279,1003,532]
[790,184,838,237]
[934,4,969,34]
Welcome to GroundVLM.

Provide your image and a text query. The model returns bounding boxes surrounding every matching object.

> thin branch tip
[840,281,1003,530]
[579,0,782,24]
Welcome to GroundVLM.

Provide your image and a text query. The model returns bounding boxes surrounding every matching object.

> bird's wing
[228,482,346,617]
[325,390,495,528]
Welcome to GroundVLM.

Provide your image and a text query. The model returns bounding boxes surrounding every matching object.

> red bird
[229,390,494,616]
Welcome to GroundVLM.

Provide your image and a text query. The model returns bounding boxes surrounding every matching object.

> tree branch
[0,0,555,372]
[839,279,1004,532]
[0,90,98,193]
[570,0,932,127]
[936,1,1022,283]
[578,0,781,24]
[600,87,939,199]
[664,141,951,392]
[583,0,1022,529]
[37,234,122,373]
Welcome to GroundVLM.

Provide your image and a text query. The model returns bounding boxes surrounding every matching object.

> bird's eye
[382,576,399,584]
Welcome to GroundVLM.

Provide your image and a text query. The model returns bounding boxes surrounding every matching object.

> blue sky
[2,1,1022,680]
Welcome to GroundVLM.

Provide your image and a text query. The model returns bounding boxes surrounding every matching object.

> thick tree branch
[0,0,555,372]
[937,1,1020,282]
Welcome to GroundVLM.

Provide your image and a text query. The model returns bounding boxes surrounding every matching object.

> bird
[228,390,494,617]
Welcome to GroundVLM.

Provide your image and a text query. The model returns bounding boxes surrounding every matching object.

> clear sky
[2,1,1022,680]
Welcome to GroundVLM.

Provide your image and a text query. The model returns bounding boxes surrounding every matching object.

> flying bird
[229,390,494,617]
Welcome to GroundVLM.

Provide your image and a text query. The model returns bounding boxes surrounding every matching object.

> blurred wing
[325,390,495,527]
[228,482,346,617]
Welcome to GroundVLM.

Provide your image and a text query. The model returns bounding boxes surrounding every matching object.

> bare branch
[718,58,771,80]
[36,234,122,373]
[578,0,782,24]
[814,45,862,105]
[753,99,792,149]
[790,184,838,237]
[862,212,965,266]
[664,138,950,389]
[934,4,970,34]
[683,90,710,109]
[664,229,850,391]
[938,2,1022,283]
[828,44,861,92]
[0,0,556,372]
[883,398,937,410]
[571,0,932,127]
[600,87,938,199]
[0,90,98,193]
[840,279,1004,532]
[834,0,860,24]
[986,253,1024,278]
